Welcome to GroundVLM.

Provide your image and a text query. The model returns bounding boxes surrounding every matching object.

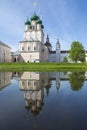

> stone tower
[56,39,61,62]
[19,12,44,62]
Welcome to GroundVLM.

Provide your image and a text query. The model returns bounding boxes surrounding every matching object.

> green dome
[31,12,39,21]
[41,24,44,29]
[25,19,31,25]
[36,18,42,24]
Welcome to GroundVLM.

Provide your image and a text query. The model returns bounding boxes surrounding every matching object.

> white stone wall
[48,53,56,62]
[85,52,87,62]
[60,52,69,62]
[37,24,41,31]
[20,41,40,52]
[0,44,11,62]
[41,45,49,62]
[20,72,40,80]
[20,52,40,62]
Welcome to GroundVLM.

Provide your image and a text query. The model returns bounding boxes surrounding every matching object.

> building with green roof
[19,12,61,63]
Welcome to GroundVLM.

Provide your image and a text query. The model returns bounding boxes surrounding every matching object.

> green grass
[0,62,87,71]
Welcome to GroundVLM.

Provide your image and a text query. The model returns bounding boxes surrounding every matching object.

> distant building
[0,41,11,62]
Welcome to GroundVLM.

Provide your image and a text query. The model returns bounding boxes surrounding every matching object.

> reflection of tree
[69,72,85,91]
[63,71,67,76]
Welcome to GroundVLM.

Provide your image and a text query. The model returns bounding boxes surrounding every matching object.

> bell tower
[56,39,61,62]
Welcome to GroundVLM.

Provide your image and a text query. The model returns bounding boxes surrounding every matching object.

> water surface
[0,71,87,130]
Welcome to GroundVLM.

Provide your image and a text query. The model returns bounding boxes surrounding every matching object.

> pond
[0,71,87,130]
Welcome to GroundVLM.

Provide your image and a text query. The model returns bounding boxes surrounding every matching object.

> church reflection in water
[0,71,85,116]
[19,71,85,115]
[19,72,61,115]
[19,72,44,115]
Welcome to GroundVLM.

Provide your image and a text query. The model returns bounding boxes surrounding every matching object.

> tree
[63,56,68,62]
[69,72,85,91]
[69,41,85,63]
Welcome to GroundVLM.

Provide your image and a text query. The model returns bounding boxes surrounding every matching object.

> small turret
[46,35,50,43]
[56,39,61,62]
[56,39,60,50]
[30,12,39,31]
[45,35,51,46]
[44,35,52,51]
[25,19,31,31]
[36,18,42,31]
[31,12,39,21]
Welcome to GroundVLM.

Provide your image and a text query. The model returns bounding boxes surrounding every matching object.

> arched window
[34,46,36,51]
[22,46,24,51]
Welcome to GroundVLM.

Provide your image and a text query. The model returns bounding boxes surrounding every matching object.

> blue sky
[0,0,87,51]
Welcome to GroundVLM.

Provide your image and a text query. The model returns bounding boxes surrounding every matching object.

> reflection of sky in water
[0,72,87,130]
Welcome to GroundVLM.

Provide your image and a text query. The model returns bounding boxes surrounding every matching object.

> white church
[18,12,68,63]
[12,11,87,63]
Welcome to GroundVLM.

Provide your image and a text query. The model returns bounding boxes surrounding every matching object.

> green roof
[25,19,31,25]
[31,12,39,21]
[36,18,42,24]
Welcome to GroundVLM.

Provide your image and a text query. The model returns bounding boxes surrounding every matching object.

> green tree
[63,56,68,62]
[69,41,85,63]
[69,72,85,91]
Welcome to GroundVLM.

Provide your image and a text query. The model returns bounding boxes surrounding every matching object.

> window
[22,46,24,51]
[34,82,36,86]
[22,81,25,87]
[28,81,31,86]
[42,49,44,52]
[32,25,35,30]
[34,46,36,51]
[28,46,30,51]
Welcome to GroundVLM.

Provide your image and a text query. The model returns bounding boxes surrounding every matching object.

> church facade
[19,12,61,63]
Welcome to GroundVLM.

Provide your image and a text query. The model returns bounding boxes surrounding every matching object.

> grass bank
[0,62,87,71]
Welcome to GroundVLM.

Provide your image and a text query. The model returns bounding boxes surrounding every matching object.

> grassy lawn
[0,62,87,71]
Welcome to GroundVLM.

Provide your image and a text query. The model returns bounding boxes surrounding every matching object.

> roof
[36,18,42,24]
[49,50,69,54]
[20,39,40,43]
[0,41,11,49]
[25,19,31,25]
[31,12,39,21]
[61,50,69,53]
[45,42,51,46]
[50,51,56,54]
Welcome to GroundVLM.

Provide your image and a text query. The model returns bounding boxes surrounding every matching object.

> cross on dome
[33,0,37,12]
